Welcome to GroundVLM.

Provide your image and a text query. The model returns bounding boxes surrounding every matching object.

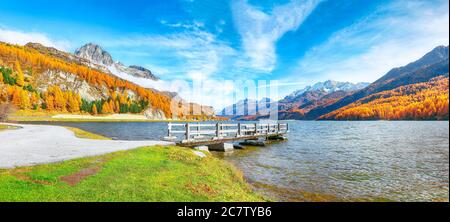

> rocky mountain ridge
[74,43,159,81]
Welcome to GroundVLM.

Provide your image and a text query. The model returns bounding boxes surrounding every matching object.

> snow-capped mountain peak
[74,43,159,81]
[74,43,113,66]
[287,80,369,99]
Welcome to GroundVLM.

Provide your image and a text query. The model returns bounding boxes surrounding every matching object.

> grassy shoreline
[64,126,112,140]
[8,116,193,123]
[0,145,264,202]
[8,111,223,123]
[0,124,20,131]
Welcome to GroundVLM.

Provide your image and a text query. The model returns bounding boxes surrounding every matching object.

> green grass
[0,124,20,131]
[64,126,111,140]
[0,146,264,202]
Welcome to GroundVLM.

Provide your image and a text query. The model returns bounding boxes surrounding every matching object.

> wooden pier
[164,122,289,147]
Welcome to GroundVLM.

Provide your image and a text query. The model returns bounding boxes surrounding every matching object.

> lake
[22,121,449,201]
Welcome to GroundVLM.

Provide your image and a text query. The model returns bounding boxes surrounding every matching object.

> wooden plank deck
[163,122,289,147]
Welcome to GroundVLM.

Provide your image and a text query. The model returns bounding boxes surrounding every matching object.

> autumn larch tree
[14,61,25,87]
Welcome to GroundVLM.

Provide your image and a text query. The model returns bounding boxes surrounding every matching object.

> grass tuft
[0,124,20,131]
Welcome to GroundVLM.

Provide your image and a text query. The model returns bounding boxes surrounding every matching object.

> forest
[321,75,449,120]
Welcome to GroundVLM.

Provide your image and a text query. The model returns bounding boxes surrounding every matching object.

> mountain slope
[276,80,368,119]
[0,41,213,119]
[279,90,354,119]
[320,75,449,120]
[305,45,449,119]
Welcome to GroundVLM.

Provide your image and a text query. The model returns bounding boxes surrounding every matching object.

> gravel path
[0,123,174,168]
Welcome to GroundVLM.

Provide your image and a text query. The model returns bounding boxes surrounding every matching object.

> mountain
[279,90,354,120]
[74,43,113,66]
[0,41,214,120]
[274,80,369,120]
[217,45,449,121]
[305,45,449,119]
[279,80,369,111]
[376,45,448,83]
[218,80,368,120]
[220,97,274,117]
[284,80,369,102]
[320,75,449,120]
[75,43,159,81]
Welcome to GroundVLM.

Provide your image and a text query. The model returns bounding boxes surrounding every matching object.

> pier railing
[164,122,289,144]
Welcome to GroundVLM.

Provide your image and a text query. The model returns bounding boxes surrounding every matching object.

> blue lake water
[23,121,449,201]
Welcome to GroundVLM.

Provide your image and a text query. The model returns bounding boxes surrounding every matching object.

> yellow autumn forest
[321,75,449,120]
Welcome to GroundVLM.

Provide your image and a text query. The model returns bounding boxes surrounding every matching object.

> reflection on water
[22,121,449,201]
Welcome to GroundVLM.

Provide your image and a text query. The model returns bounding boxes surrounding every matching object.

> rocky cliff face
[74,43,159,81]
[129,65,159,80]
[74,43,113,66]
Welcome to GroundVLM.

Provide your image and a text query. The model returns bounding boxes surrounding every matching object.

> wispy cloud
[105,30,236,80]
[160,19,205,30]
[0,27,71,51]
[293,0,449,83]
[231,0,321,72]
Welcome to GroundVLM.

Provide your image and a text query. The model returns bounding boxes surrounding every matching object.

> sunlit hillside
[320,75,449,120]
[0,42,213,120]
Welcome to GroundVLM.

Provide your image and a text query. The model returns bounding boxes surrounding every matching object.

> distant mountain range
[284,80,369,102]
[220,80,368,120]
[220,45,449,120]
[278,80,369,118]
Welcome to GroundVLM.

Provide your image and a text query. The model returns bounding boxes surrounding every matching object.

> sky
[0,0,448,110]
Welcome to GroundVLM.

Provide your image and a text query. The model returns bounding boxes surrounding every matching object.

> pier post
[237,123,241,137]
[185,123,190,141]
[216,123,221,138]
[167,122,172,138]
[254,123,258,135]
[277,123,280,134]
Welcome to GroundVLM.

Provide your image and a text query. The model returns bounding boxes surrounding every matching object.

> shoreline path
[0,123,174,168]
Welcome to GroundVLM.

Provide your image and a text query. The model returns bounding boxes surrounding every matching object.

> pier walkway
[164,122,289,147]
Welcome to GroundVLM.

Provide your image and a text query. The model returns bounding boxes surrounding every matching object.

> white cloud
[294,0,449,84]
[0,27,70,51]
[231,0,321,72]
[103,29,239,109]
[106,30,236,80]
[160,20,204,30]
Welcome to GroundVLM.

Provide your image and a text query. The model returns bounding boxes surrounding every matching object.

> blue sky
[0,0,448,109]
